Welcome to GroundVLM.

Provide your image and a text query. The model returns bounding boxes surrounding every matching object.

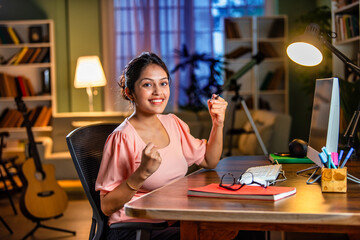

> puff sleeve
[95,130,139,195]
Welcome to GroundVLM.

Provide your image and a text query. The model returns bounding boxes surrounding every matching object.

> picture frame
[28,26,42,43]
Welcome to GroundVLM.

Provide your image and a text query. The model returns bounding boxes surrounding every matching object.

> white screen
[307,78,340,167]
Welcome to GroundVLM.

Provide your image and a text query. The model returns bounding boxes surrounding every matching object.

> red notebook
[188,183,296,201]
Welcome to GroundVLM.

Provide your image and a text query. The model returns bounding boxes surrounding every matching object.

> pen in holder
[321,167,347,193]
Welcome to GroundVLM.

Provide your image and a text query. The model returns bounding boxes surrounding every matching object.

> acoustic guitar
[15,96,68,220]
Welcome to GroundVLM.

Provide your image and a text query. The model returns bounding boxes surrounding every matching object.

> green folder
[269,153,313,164]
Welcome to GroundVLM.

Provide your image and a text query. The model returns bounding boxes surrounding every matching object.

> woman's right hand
[138,143,162,179]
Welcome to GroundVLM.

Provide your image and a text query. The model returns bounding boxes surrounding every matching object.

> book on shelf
[335,14,359,41]
[258,42,278,58]
[8,110,22,128]
[19,48,36,64]
[0,25,13,44]
[39,106,52,127]
[260,71,274,90]
[5,74,18,97]
[1,72,14,97]
[0,109,17,128]
[28,47,42,63]
[269,153,313,164]
[0,108,9,126]
[15,76,28,96]
[0,72,9,97]
[13,47,29,65]
[34,47,49,63]
[14,76,23,97]
[7,26,21,44]
[5,52,20,65]
[188,183,296,201]
[0,73,36,97]
[260,67,284,91]
[5,47,45,65]
[11,26,23,44]
[34,106,49,127]
[29,106,43,126]
[0,107,50,128]
[25,108,36,127]
[23,77,35,96]
[224,19,241,39]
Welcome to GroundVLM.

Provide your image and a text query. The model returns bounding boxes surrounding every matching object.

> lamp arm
[320,35,360,76]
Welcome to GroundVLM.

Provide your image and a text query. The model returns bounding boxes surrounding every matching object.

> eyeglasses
[219,172,268,191]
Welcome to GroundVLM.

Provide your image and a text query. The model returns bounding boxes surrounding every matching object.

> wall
[278,0,331,142]
[0,0,334,139]
[0,0,103,113]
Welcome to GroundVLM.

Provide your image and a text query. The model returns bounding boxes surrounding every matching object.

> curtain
[101,0,269,112]
[102,0,214,112]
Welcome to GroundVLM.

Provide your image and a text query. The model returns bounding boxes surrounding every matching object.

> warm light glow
[74,56,107,88]
[286,42,323,66]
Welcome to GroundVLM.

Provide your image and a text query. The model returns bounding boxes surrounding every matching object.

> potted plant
[171,45,224,112]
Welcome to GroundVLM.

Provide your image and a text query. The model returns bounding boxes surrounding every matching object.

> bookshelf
[331,0,360,80]
[0,19,55,150]
[223,16,288,113]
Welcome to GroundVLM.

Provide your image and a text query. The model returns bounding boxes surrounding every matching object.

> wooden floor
[0,180,92,240]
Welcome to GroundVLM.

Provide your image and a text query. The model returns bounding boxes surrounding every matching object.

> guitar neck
[24,115,42,168]
[15,97,43,173]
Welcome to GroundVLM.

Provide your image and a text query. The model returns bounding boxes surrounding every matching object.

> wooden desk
[125,156,360,240]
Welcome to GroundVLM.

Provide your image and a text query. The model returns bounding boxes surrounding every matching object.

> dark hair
[119,52,170,101]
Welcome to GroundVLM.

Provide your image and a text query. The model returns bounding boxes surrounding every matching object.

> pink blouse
[95,114,206,225]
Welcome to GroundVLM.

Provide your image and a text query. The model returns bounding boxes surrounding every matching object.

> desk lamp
[74,56,107,112]
[287,23,360,150]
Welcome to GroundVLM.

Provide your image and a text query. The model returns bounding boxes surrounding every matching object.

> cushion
[238,110,276,155]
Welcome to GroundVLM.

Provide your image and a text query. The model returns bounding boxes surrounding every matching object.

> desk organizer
[321,167,347,193]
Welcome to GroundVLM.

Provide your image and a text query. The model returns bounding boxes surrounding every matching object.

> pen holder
[321,167,347,193]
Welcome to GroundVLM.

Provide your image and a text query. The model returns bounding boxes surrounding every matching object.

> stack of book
[260,67,285,90]
[0,72,36,97]
[0,106,52,128]
[334,14,359,41]
[3,47,49,65]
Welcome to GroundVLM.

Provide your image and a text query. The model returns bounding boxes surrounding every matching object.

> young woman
[95,52,228,239]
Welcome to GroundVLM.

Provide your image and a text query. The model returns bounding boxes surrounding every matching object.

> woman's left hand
[207,94,228,127]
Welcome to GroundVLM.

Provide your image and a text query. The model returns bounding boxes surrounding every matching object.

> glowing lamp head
[287,42,323,66]
[286,23,324,67]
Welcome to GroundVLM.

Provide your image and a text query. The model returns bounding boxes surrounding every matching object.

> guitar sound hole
[37,191,54,197]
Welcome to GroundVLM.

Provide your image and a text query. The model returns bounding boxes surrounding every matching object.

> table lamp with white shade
[74,55,107,112]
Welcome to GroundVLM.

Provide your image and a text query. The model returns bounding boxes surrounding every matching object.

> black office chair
[66,123,167,240]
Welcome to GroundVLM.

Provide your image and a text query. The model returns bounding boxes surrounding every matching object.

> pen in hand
[210,94,219,102]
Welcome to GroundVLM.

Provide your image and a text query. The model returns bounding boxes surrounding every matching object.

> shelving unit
[331,1,360,80]
[223,16,288,113]
[0,19,55,149]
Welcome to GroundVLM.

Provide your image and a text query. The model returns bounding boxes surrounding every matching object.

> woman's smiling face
[131,63,170,116]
